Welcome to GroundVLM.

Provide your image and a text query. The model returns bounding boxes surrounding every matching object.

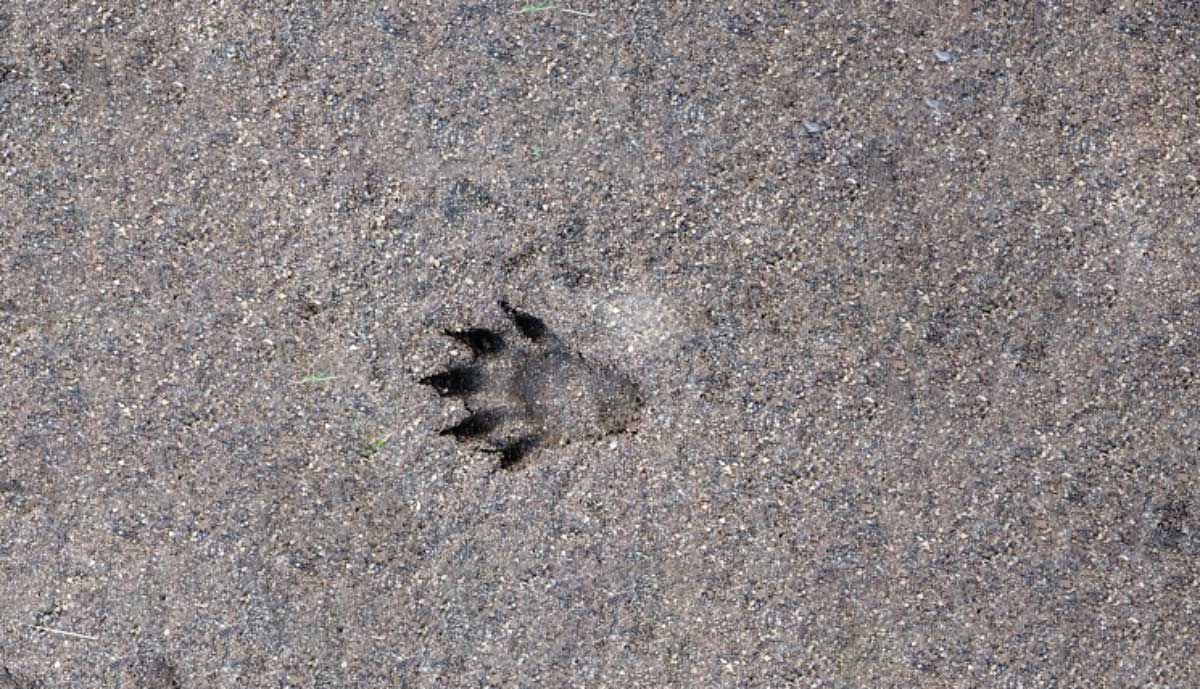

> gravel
[2,2,1198,687]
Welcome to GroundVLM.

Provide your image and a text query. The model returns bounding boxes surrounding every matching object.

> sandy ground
[2,2,1199,687]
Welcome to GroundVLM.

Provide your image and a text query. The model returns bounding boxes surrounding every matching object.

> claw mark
[483,434,542,470]
[499,300,548,341]
[440,409,502,439]
[418,365,482,397]
[443,328,506,357]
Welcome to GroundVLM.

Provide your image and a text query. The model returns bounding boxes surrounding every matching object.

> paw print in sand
[420,301,642,470]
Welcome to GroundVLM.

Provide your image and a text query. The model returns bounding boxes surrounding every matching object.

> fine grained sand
[2,3,1198,687]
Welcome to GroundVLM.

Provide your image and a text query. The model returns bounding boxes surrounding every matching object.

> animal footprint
[420,301,642,470]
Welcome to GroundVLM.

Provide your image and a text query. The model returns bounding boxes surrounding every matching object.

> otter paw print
[419,301,642,470]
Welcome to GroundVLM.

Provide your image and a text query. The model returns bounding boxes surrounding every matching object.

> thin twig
[295,373,338,385]
[515,3,595,17]
[29,624,99,641]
